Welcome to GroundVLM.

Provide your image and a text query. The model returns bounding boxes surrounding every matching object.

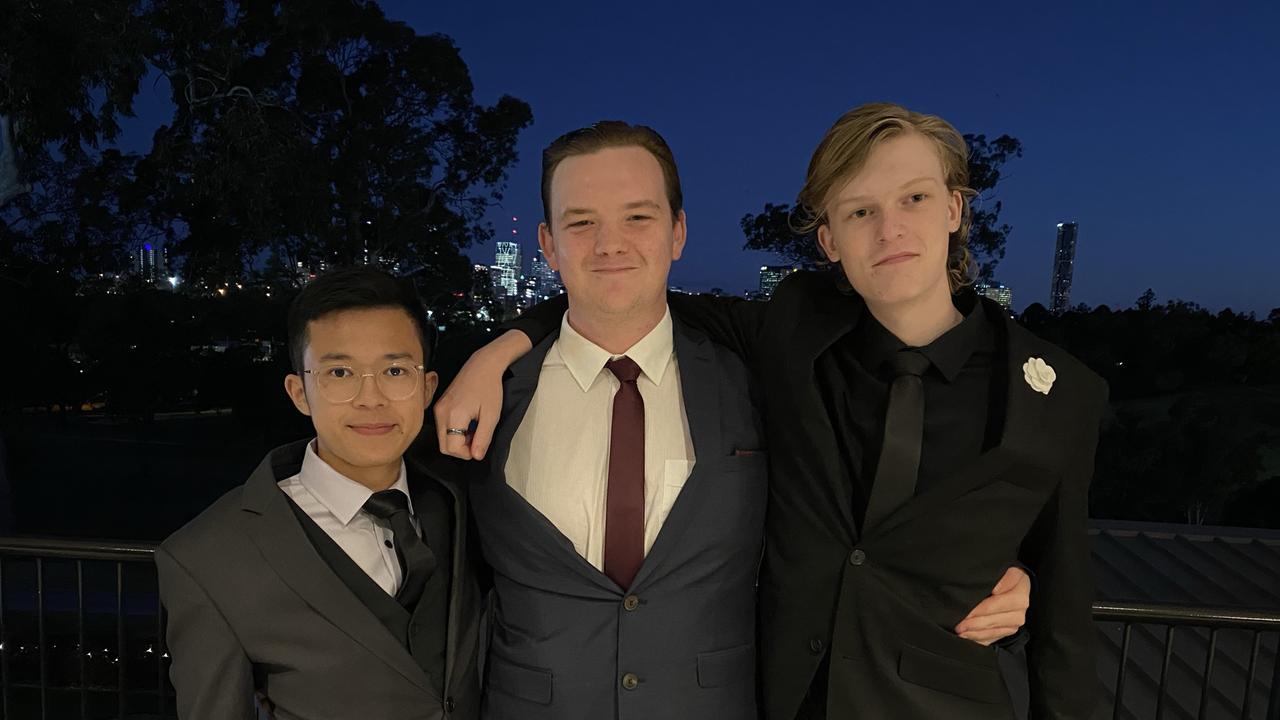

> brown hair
[540,121,684,226]
[796,103,977,291]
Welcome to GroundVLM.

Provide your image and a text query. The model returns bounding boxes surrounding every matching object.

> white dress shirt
[504,308,696,571]
[278,440,416,597]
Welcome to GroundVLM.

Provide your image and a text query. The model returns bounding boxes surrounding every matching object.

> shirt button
[809,637,825,654]
[623,595,640,611]
[849,549,867,566]
[443,697,455,713]
[621,672,640,690]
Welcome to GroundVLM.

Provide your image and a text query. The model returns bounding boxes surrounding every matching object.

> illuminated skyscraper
[974,281,1014,310]
[758,265,797,298]
[1049,222,1078,315]
[495,241,522,298]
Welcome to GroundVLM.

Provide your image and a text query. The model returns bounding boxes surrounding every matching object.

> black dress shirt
[814,289,1004,533]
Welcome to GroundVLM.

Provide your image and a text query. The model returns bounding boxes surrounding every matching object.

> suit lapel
[240,444,434,696]
[482,332,620,594]
[871,300,1052,537]
[628,320,721,589]
[792,284,864,539]
[405,449,465,697]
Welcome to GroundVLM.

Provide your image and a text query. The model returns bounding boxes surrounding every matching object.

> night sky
[124,1,1280,313]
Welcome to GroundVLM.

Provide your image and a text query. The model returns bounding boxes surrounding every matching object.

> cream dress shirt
[504,308,696,571]
[278,440,417,597]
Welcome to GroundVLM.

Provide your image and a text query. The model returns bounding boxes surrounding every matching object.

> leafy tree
[740,133,1023,280]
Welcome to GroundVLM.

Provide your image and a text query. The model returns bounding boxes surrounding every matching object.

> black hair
[286,266,435,373]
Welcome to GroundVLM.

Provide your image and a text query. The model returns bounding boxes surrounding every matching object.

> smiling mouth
[592,267,637,274]
[348,424,396,436]
[874,253,917,267]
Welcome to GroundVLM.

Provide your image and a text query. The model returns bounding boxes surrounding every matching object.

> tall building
[135,243,171,287]
[758,265,798,298]
[489,265,515,298]
[1049,222,1078,315]
[530,249,563,300]
[494,241,522,298]
[974,281,1014,311]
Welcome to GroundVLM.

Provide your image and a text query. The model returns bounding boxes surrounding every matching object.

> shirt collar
[298,439,412,526]
[555,307,676,392]
[855,289,989,383]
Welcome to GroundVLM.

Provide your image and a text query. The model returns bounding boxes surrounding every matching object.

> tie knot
[890,350,931,378]
[362,489,410,520]
[606,356,642,384]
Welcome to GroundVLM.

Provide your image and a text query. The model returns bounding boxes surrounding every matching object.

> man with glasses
[157,266,482,720]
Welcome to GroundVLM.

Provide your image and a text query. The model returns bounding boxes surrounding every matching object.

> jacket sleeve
[1019,379,1107,720]
[665,292,766,363]
[502,291,767,363]
[156,546,257,720]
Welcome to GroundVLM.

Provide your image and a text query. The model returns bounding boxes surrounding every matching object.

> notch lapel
[628,321,721,589]
[239,446,434,696]
[870,300,1053,537]
[479,332,620,595]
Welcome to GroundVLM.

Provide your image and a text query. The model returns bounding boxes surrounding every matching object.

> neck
[866,283,963,347]
[315,440,400,492]
[565,301,666,355]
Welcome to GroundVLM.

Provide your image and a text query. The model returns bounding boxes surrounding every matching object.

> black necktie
[864,350,931,532]
[362,489,436,610]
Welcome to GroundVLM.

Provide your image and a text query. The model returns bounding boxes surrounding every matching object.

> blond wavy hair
[795,103,977,291]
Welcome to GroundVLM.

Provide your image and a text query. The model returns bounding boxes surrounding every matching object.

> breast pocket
[658,459,693,525]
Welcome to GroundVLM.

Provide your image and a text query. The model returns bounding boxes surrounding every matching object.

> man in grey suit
[158,267,481,719]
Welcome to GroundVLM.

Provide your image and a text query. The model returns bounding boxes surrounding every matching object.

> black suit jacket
[157,439,483,720]
[662,271,1106,720]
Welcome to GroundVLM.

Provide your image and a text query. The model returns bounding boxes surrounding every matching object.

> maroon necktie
[604,356,645,589]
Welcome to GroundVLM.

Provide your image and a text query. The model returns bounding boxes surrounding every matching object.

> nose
[351,372,389,408]
[593,221,627,256]
[875,205,908,243]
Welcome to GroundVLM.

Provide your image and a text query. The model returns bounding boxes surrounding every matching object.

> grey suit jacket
[471,319,768,720]
[157,440,482,720]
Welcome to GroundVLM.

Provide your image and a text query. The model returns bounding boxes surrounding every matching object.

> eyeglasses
[301,363,426,404]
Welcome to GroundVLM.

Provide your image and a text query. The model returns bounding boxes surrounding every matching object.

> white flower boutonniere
[1023,357,1056,395]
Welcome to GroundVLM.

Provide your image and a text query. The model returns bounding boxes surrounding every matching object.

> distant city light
[168,276,179,288]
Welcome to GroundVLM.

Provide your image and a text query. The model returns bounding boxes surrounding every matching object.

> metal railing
[1095,602,1280,720]
[0,538,1277,720]
[0,538,168,720]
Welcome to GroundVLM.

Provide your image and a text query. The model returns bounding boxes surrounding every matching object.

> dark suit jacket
[157,439,483,720]
[662,271,1106,720]
[472,318,768,720]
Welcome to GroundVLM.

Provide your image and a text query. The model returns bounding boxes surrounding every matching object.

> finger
[959,626,1020,646]
[434,401,451,454]
[956,610,1026,635]
[962,593,1025,623]
[470,404,496,460]
[442,408,475,459]
[991,566,1024,595]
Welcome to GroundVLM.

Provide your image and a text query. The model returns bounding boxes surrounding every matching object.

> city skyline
[374,1,1278,315]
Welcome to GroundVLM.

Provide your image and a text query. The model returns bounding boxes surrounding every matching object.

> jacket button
[623,594,640,611]
[809,637,824,654]
[621,672,640,690]
[849,549,867,566]
[443,696,455,713]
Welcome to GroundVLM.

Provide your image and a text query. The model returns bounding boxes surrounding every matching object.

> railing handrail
[1091,599,1280,630]
[1,537,1279,631]
[0,536,157,562]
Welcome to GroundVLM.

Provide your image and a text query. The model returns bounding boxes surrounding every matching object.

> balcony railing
[0,538,1277,720]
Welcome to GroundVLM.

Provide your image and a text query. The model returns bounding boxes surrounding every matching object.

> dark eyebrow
[623,200,662,212]
[559,207,595,221]
[317,352,417,363]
